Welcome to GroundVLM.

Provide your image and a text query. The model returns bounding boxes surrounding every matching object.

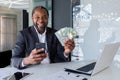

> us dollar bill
[55,27,76,46]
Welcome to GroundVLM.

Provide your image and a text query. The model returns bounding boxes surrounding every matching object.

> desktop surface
[0,60,120,80]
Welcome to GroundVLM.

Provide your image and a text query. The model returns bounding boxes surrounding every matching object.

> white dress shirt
[34,26,49,64]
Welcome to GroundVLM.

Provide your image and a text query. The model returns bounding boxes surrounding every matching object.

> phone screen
[36,43,45,54]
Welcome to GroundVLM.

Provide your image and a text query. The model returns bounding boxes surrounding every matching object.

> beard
[34,22,47,34]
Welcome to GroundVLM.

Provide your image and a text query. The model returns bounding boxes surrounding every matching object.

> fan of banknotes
[55,27,77,46]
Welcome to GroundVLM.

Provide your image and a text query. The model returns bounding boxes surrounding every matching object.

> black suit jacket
[11,26,70,68]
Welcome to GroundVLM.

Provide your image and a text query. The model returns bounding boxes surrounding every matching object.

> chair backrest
[0,50,12,68]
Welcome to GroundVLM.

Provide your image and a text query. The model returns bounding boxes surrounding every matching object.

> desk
[0,60,120,80]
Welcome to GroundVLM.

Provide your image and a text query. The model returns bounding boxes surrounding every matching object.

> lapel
[46,28,52,53]
[30,26,39,43]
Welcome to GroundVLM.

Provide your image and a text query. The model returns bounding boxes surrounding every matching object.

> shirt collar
[34,26,46,36]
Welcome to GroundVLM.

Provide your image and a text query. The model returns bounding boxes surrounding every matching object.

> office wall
[0,7,23,51]
[0,7,23,32]
[53,0,72,30]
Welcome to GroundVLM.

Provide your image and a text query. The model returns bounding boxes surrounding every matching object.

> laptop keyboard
[76,62,96,72]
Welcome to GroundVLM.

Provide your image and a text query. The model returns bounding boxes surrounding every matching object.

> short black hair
[32,6,49,17]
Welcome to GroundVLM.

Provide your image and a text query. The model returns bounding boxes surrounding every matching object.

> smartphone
[14,72,30,80]
[35,43,45,54]
[6,72,31,80]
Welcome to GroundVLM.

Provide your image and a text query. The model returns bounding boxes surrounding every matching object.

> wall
[53,0,72,30]
[0,7,23,51]
[0,7,23,32]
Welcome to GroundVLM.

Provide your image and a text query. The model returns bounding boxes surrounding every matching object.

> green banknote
[55,27,76,46]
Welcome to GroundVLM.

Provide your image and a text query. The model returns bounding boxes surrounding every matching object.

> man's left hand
[64,39,75,55]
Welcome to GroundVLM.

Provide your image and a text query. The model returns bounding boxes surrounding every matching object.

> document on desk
[0,67,17,79]
[36,71,85,80]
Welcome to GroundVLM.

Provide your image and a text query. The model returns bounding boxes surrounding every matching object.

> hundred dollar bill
[55,27,76,46]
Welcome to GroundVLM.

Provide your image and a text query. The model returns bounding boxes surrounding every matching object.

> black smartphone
[35,43,45,54]
[14,72,30,80]
[6,72,31,80]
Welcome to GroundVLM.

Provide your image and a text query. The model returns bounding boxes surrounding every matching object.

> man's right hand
[23,48,47,66]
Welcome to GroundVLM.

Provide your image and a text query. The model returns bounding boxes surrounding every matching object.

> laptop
[65,42,120,76]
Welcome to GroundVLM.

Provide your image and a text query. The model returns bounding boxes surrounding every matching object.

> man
[11,6,75,69]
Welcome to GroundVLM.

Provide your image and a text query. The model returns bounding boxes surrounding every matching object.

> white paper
[0,71,11,79]
[37,71,86,80]
[0,67,29,80]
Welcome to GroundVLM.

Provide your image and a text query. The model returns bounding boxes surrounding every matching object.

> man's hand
[64,39,75,55]
[23,48,47,66]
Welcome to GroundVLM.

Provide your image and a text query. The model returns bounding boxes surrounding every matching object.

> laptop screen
[91,42,120,76]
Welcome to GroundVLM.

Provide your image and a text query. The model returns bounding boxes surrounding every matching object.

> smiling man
[11,6,75,69]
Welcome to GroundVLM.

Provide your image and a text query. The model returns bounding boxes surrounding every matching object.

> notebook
[65,42,120,76]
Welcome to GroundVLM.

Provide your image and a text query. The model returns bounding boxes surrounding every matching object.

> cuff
[64,53,69,58]
[21,61,27,67]
[64,53,69,61]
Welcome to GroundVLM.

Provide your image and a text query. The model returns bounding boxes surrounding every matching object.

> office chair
[0,50,12,68]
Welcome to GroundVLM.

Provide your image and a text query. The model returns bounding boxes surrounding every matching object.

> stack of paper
[55,27,76,46]
[36,71,87,80]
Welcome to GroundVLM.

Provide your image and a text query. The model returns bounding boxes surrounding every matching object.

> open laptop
[65,42,120,76]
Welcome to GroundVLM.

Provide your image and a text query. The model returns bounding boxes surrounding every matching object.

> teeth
[37,23,44,27]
